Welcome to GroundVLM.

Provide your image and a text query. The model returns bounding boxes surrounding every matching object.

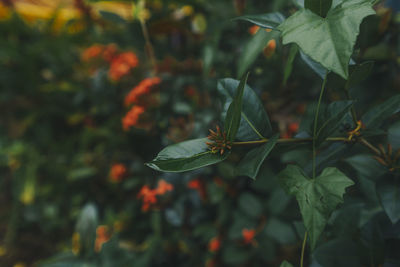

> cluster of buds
[206,126,232,155]
[373,144,400,172]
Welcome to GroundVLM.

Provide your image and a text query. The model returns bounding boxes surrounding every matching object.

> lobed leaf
[278,0,375,79]
[279,165,354,249]
[305,0,333,17]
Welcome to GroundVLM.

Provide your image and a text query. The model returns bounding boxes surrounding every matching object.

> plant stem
[232,137,348,146]
[300,231,308,267]
[138,0,157,75]
[359,137,382,155]
[312,75,328,179]
[344,84,383,157]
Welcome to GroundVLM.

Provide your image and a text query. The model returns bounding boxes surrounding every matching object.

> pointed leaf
[225,73,249,142]
[218,78,272,141]
[377,175,400,224]
[361,94,400,129]
[315,100,353,146]
[279,165,354,249]
[234,12,285,30]
[278,0,375,78]
[236,134,279,179]
[283,44,299,85]
[305,0,333,17]
[146,139,229,172]
[346,61,374,88]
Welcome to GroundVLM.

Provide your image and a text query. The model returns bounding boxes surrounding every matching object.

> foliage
[0,0,400,266]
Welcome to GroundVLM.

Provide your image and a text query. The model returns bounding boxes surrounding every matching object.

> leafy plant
[147,0,400,265]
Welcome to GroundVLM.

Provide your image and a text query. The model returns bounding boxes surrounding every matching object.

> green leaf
[279,260,294,267]
[237,29,278,77]
[388,121,400,150]
[236,134,279,179]
[315,100,353,146]
[377,175,400,224]
[146,138,229,172]
[234,12,285,30]
[279,165,354,249]
[314,238,361,267]
[283,44,298,85]
[346,61,374,88]
[278,0,375,79]
[361,94,400,129]
[325,61,374,90]
[218,78,272,141]
[305,0,333,17]
[225,73,249,142]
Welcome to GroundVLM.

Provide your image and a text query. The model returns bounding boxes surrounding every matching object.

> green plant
[147,0,400,266]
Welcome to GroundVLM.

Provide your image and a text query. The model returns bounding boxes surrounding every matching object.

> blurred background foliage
[0,0,399,266]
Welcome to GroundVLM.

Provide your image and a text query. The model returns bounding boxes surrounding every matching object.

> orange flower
[124,77,161,107]
[263,39,276,58]
[156,179,173,195]
[109,52,139,81]
[288,122,299,133]
[208,237,221,252]
[242,228,256,245]
[137,185,158,212]
[137,180,174,212]
[282,122,299,139]
[122,106,145,131]
[81,44,104,62]
[94,225,111,252]
[248,25,260,35]
[109,163,127,182]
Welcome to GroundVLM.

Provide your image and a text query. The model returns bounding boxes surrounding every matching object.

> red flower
[109,52,139,81]
[263,39,276,58]
[242,228,256,245]
[208,237,221,252]
[137,180,174,212]
[81,44,104,62]
[109,163,127,182]
[137,185,158,212]
[122,106,145,131]
[282,122,300,139]
[124,77,161,107]
[94,225,111,252]
[156,179,174,195]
